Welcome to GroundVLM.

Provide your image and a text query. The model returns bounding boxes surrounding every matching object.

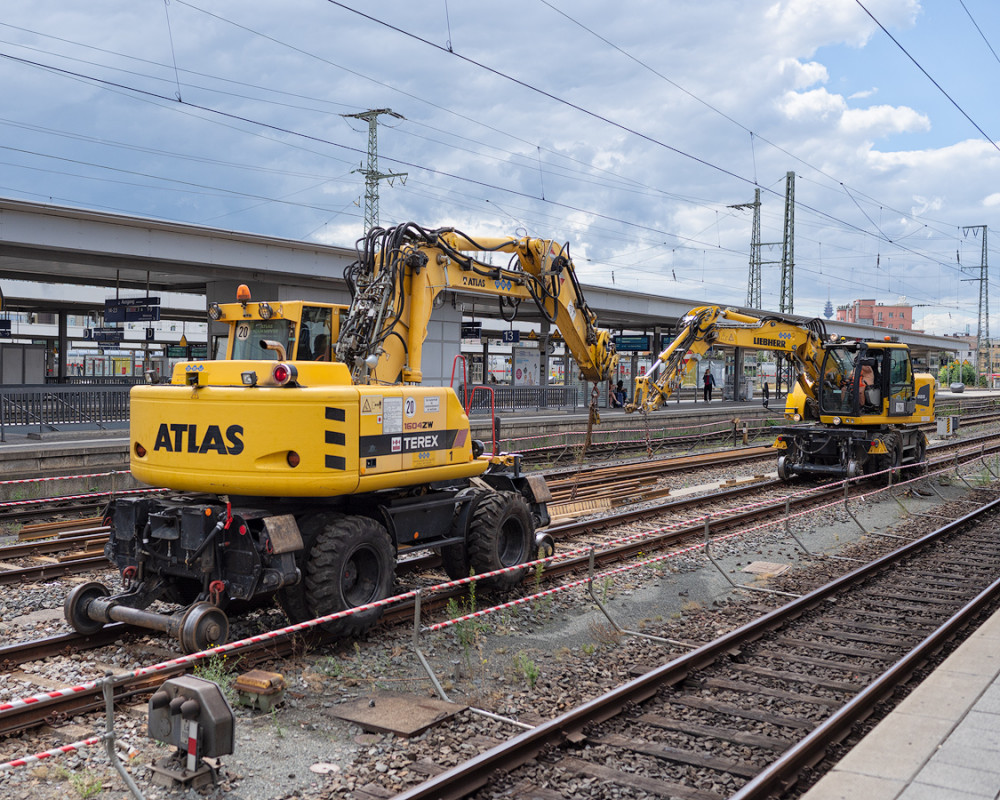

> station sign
[501,329,520,344]
[167,344,208,358]
[0,319,10,337]
[461,321,482,340]
[85,327,125,343]
[614,334,650,352]
[105,297,161,323]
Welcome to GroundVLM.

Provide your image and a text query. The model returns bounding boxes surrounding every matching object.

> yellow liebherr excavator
[629,306,934,480]
[66,224,617,652]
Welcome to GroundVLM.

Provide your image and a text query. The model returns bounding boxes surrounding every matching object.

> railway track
[1,435,996,736]
[517,403,1000,466]
[0,433,998,798]
[1,431,997,591]
[395,494,1000,800]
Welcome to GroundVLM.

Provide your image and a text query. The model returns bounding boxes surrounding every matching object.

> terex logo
[153,423,244,455]
[403,434,438,451]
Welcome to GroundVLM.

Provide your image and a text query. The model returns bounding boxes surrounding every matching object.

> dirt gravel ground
[0,466,989,800]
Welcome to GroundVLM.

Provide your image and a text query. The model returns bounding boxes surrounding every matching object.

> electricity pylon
[960,225,989,385]
[343,108,407,231]
[729,188,761,308]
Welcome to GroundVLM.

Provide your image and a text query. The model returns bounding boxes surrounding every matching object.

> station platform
[802,605,1000,800]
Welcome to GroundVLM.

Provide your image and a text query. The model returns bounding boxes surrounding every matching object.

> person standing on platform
[703,368,716,402]
[612,380,626,408]
[762,380,770,409]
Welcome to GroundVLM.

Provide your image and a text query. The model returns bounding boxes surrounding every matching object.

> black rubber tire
[884,433,903,482]
[301,514,396,638]
[907,433,928,475]
[276,511,330,625]
[438,488,489,581]
[466,491,535,591]
[64,581,109,635]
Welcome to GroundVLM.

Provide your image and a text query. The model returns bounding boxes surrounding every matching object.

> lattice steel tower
[778,171,795,314]
[960,225,989,385]
[729,188,761,308]
[343,108,407,231]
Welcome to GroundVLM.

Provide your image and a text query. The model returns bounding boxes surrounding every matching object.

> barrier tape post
[102,671,144,800]
[585,547,687,646]
[954,454,975,490]
[982,446,998,480]
[411,589,449,703]
[843,478,868,534]
[705,514,799,599]
[783,495,817,558]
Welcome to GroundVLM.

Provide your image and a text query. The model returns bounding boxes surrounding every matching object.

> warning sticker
[383,397,403,434]
[361,396,384,415]
[423,395,440,414]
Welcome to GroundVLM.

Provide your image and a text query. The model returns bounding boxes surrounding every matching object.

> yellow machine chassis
[131,361,488,496]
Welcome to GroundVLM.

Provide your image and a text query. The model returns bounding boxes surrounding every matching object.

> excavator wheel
[846,458,862,481]
[301,514,396,638]
[466,490,534,592]
[439,487,489,581]
[906,432,928,476]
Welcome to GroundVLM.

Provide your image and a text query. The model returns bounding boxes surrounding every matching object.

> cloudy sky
[2,0,999,335]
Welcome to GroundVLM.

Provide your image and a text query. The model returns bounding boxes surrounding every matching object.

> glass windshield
[230,319,295,361]
[295,306,333,361]
[820,347,857,413]
[888,348,913,400]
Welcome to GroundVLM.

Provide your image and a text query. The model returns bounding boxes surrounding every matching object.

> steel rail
[0,529,110,560]
[392,495,1000,800]
[732,572,1000,798]
[0,555,110,586]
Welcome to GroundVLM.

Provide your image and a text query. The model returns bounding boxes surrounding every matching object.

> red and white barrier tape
[0,487,159,510]
[0,735,102,772]
[0,447,987,770]
[0,470,129,488]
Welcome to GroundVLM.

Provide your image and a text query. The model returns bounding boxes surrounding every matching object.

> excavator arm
[628,306,827,416]
[336,223,617,386]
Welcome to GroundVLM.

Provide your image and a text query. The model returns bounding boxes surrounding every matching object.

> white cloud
[0,0,991,335]
[840,104,930,137]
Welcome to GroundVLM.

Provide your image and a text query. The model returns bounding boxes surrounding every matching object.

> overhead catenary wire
[0,5,993,316]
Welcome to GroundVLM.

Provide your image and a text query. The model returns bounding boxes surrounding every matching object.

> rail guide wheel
[64,581,110,636]
[776,454,790,482]
[178,602,230,654]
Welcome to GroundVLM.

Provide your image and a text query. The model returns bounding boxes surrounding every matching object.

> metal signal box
[148,675,235,758]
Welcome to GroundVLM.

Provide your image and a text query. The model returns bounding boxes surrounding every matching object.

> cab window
[820,348,856,413]
[230,319,294,361]
[888,349,913,400]
[296,306,333,361]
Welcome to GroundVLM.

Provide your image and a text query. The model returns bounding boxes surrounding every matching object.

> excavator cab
[210,287,345,363]
[817,342,919,421]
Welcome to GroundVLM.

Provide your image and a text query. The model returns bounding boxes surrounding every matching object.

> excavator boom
[336,223,617,386]
[626,305,934,481]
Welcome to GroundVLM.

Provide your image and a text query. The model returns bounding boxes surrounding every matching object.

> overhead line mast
[960,225,989,386]
[729,188,762,308]
[342,108,408,231]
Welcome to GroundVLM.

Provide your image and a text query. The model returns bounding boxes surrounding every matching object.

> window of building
[877,312,883,321]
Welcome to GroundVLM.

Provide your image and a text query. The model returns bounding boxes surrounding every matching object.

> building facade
[836,299,914,331]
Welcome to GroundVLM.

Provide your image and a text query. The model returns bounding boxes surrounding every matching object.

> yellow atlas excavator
[629,305,934,481]
[66,223,617,652]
